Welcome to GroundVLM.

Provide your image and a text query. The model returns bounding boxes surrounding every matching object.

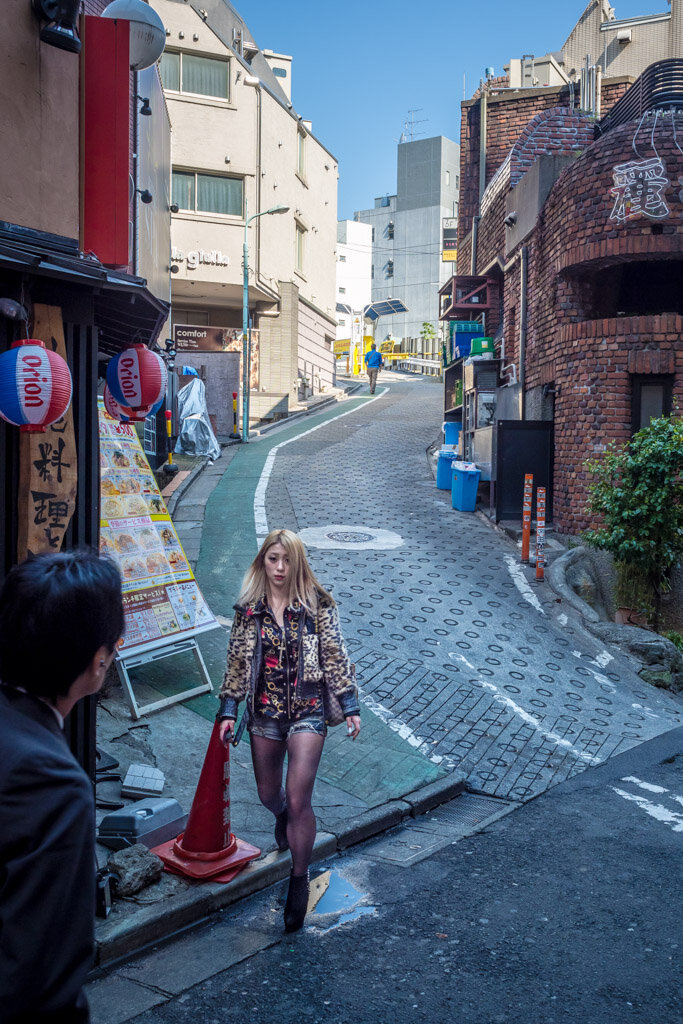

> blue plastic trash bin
[442,421,461,446]
[436,450,458,489]
[451,462,481,511]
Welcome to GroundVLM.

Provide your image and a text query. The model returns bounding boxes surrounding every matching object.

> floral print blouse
[255,601,324,721]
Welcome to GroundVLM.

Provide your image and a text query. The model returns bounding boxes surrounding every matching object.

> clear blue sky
[241,0,669,219]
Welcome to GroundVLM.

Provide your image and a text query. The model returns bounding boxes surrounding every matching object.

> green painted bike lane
[152,395,449,807]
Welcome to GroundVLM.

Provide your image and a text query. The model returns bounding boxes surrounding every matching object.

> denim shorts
[248,712,327,742]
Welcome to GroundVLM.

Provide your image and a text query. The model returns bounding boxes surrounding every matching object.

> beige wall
[153,0,338,400]
[562,1,678,79]
[0,0,80,238]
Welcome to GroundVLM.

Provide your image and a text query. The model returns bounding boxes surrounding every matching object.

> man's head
[0,551,124,704]
[371,343,377,350]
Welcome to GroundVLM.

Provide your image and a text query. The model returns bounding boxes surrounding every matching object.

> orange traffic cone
[152,719,260,880]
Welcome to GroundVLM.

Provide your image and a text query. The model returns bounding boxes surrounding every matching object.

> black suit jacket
[0,686,94,1023]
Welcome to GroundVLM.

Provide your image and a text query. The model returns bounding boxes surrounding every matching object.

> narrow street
[212,372,680,802]
[89,372,682,1024]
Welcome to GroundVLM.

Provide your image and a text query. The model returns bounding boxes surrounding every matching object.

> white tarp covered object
[174,377,220,461]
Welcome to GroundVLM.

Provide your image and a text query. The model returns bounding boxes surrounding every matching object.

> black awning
[0,223,169,354]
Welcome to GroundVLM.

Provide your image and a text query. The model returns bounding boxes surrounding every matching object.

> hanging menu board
[99,402,219,656]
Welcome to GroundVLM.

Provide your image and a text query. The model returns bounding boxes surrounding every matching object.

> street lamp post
[241,200,289,442]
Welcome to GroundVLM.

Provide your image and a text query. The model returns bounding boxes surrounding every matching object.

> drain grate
[415,793,514,832]
[364,793,517,867]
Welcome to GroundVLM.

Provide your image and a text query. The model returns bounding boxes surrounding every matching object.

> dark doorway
[496,420,554,523]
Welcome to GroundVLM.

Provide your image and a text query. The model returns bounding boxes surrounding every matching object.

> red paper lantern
[106,344,167,411]
[0,339,72,432]
[103,384,162,423]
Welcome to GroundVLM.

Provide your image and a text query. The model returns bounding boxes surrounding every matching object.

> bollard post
[535,487,546,582]
[230,391,240,439]
[165,409,173,466]
[521,473,533,564]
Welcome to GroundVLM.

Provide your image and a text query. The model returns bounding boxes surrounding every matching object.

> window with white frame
[160,51,229,100]
[172,170,243,216]
[295,223,306,273]
[339,286,346,294]
[297,130,306,179]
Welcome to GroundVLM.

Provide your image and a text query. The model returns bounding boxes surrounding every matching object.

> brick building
[442,8,682,537]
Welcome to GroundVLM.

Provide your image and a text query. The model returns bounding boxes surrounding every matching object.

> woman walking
[218,529,361,932]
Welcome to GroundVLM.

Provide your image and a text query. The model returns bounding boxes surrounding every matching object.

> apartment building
[151,0,338,427]
[354,136,460,355]
[335,220,372,363]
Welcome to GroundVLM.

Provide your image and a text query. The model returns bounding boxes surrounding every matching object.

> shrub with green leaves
[583,411,683,631]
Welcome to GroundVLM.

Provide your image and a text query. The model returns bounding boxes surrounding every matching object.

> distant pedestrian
[218,529,361,932]
[364,342,384,393]
[0,551,124,1024]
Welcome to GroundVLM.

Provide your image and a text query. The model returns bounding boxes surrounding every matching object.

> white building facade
[151,0,338,425]
[335,220,372,360]
[354,136,460,359]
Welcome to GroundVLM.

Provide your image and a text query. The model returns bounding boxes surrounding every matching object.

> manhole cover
[298,525,404,550]
[327,531,374,543]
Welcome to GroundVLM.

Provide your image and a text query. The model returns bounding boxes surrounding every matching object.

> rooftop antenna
[403,108,428,141]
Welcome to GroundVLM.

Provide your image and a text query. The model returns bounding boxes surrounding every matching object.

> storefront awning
[0,224,169,355]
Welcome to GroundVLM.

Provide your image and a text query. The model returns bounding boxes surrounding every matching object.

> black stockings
[250,732,324,875]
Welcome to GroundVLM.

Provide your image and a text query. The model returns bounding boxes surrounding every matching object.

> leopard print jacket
[217,594,360,721]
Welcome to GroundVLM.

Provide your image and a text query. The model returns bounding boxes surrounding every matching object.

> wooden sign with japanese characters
[98,401,218,656]
[17,305,77,560]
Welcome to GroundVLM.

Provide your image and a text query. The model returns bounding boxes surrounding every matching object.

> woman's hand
[345,715,361,740]
[219,718,236,746]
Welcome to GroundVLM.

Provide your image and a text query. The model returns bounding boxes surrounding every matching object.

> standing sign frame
[116,635,214,720]
[98,402,220,719]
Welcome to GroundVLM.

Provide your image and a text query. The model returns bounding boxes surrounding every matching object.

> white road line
[447,650,602,766]
[593,650,614,668]
[585,667,616,694]
[478,681,602,764]
[631,703,659,720]
[503,555,545,615]
[450,652,477,671]
[620,776,667,794]
[611,787,683,832]
[360,692,458,769]
[253,388,389,546]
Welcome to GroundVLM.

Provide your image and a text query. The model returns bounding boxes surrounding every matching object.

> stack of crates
[448,322,486,364]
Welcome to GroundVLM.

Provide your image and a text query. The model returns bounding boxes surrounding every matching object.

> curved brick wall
[524,115,683,534]
[510,107,594,186]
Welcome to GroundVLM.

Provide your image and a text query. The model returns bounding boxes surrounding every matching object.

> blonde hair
[238,529,334,612]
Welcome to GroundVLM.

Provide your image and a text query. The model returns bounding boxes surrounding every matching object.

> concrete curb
[546,546,601,624]
[94,770,467,966]
[165,459,209,518]
[249,382,364,438]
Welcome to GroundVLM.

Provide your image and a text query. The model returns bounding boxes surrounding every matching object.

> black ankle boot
[284,870,309,932]
[274,807,289,852]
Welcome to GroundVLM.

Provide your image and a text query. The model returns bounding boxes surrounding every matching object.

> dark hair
[0,550,124,700]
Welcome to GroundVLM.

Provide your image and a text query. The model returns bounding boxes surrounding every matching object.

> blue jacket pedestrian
[364,344,384,393]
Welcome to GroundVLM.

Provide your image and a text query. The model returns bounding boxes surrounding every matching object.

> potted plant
[583,411,683,632]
